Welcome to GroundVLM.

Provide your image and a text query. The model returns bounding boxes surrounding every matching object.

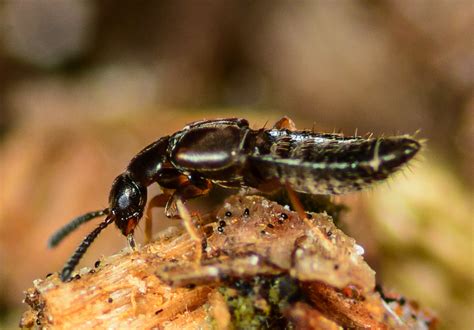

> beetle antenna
[48,209,109,248]
[60,214,115,281]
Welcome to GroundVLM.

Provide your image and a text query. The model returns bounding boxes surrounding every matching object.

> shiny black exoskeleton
[49,117,421,281]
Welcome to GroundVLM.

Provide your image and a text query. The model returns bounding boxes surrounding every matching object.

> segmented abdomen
[248,129,420,194]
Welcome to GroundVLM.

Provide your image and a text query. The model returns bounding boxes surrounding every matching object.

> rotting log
[20,195,437,329]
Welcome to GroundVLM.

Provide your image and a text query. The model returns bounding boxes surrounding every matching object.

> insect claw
[127,233,137,251]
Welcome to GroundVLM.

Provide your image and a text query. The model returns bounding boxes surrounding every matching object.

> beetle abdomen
[248,130,420,194]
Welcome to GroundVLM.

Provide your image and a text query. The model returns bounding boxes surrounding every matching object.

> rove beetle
[49,117,420,281]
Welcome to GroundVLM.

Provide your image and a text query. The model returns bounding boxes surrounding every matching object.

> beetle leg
[156,169,212,216]
[175,197,204,263]
[159,180,213,219]
[285,183,319,232]
[164,193,180,218]
[285,183,307,220]
[145,193,171,244]
[164,175,213,218]
[155,170,211,255]
[180,174,212,199]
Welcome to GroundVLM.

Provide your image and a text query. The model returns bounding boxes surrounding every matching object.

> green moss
[218,276,299,330]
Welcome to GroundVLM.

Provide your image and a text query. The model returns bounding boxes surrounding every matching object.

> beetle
[49,117,421,281]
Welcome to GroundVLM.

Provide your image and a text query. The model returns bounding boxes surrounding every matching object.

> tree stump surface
[20,195,437,329]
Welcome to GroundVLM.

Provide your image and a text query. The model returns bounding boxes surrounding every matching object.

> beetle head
[109,173,147,236]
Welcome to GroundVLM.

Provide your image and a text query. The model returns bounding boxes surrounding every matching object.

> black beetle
[49,117,420,281]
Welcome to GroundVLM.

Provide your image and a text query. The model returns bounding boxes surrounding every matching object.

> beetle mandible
[49,117,421,281]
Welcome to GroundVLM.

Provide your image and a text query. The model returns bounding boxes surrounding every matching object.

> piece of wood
[21,226,218,329]
[20,195,437,329]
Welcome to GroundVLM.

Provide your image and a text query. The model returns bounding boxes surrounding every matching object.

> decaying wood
[21,226,216,329]
[20,195,436,329]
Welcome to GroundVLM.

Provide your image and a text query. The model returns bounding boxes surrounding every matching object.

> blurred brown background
[0,1,472,329]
